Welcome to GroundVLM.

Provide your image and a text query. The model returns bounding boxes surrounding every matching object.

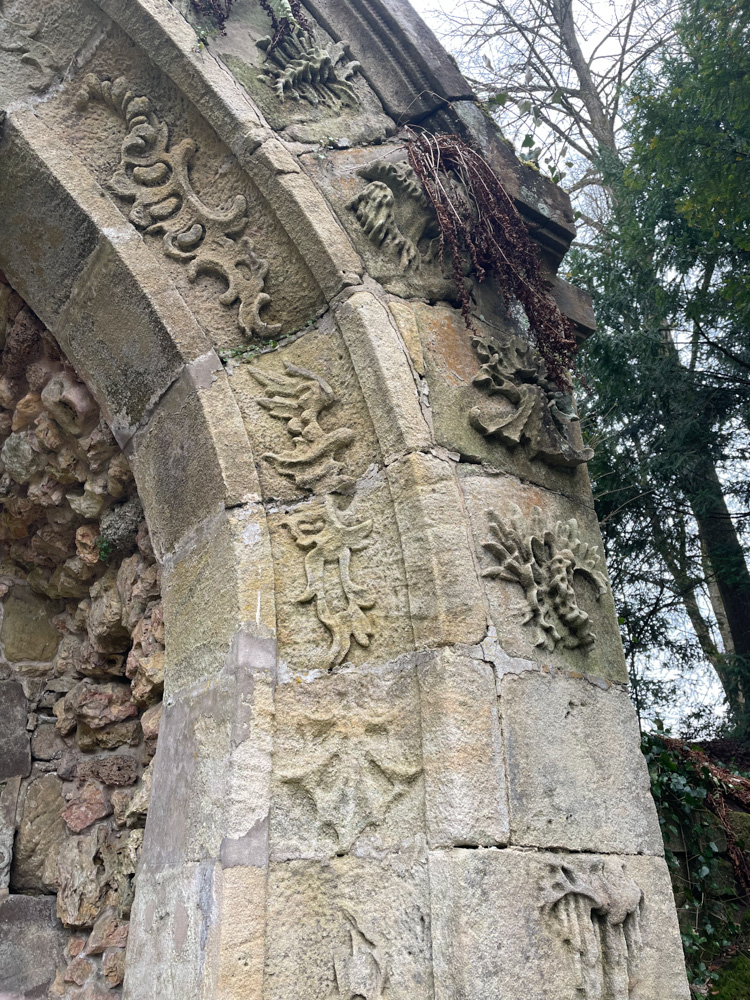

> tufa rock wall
[0,276,160,999]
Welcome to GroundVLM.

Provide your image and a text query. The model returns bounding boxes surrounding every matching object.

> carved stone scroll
[76,74,280,340]
[542,858,643,999]
[347,160,438,271]
[482,503,608,652]
[251,362,355,493]
[0,2,60,92]
[470,332,593,468]
[283,495,375,668]
[257,26,360,107]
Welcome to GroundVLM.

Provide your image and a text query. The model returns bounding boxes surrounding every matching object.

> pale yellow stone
[216,866,266,1000]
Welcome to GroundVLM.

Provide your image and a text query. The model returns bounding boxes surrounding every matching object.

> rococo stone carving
[251,362,355,493]
[542,858,643,998]
[257,26,360,107]
[347,160,438,271]
[482,503,608,652]
[283,495,375,668]
[331,911,387,998]
[76,74,280,340]
[279,709,420,851]
[470,332,593,468]
[0,1,60,92]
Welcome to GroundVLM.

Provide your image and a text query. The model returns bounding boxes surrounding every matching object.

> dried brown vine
[190,0,237,33]
[406,130,577,389]
[257,0,313,53]
[664,736,750,898]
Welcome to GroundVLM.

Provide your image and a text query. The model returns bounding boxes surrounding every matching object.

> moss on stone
[713,955,750,999]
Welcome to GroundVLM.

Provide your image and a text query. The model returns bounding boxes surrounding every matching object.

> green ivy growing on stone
[643,726,750,988]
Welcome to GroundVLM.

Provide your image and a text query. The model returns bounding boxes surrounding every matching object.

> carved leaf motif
[347,160,439,272]
[75,74,280,341]
[541,858,643,998]
[283,495,375,668]
[257,26,360,107]
[469,332,594,468]
[251,362,355,493]
[0,2,61,91]
[482,503,609,651]
[331,911,388,999]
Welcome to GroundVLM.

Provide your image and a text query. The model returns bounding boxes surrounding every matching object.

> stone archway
[0,1,689,998]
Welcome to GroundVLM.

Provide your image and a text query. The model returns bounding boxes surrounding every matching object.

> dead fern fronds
[190,0,237,33]
[257,0,313,53]
[406,130,577,389]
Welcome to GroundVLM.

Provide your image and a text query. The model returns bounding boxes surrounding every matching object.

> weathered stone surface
[84,905,128,955]
[0,776,20,889]
[0,680,30,779]
[102,946,126,987]
[30,721,68,763]
[62,781,112,833]
[500,671,662,854]
[0,895,67,998]
[429,849,690,1000]
[10,773,66,892]
[1,585,61,661]
[216,865,266,1000]
[417,648,508,848]
[111,760,152,828]
[78,753,139,788]
[265,857,432,1000]
[64,954,94,985]
[62,679,139,730]
[271,660,424,860]
[459,469,627,681]
[56,828,108,927]
[75,719,141,752]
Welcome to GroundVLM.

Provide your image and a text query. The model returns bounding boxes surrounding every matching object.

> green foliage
[95,536,112,563]
[712,954,750,998]
[643,727,745,984]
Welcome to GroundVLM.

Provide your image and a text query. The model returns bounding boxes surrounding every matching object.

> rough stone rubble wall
[0,0,690,997]
[0,277,160,999]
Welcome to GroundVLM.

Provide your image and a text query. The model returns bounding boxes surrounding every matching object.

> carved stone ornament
[347,160,439,272]
[279,709,420,851]
[470,332,594,468]
[76,74,280,340]
[283,495,375,668]
[482,503,608,652]
[251,362,355,493]
[330,911,387,999]
[541,858,643,999]
[0,1,61,92]
[257,26,360,107]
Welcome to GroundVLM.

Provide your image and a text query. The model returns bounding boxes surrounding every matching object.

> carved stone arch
[0,1,690,999]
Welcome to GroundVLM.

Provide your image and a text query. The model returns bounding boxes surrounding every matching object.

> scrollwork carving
[76,74,280,341]
[283,495,375,668]
[542,858,643,998]
[251,362,355,493]
[347,160,438,272]
[257,26,360,107]
[0,2,60,92]
[482,503,608,652]
[470,332,593,468]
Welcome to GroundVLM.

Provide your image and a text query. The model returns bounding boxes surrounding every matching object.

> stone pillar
[0,0,689,997]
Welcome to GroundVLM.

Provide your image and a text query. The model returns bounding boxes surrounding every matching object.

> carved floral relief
[482,503,609,652]
[250,362,356,494]
[0,1,60,92]
[470,331,593,468]
[257,26,360,107]
[542,858,643,999]
[76,74,280,340]
[283,495,375,669]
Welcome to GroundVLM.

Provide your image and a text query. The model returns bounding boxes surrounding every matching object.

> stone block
[459,469,627,681]
[417,648,508,848]
[0,895,67,998]
[10,773,66,893]
[56,827,109,927]
[269,479,413,674]
[265,856,432,1000]
[270,659,424,860]
[0,777,20,890]
[0,681,30,780]
[123,859,223,1000]
[334,290,431,461]
[216,865,267,1000]
[161,507,276,690]
[500,671,662,854]
[386,452,488,649]
[129,362,260,559]
[429,848,690,1000]
[229,318,382,504]
[1,586,61,663]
